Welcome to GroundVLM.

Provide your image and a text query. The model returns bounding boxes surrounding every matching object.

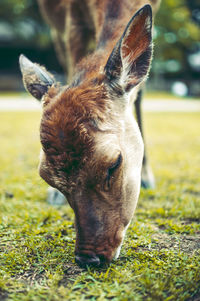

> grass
[144,91,198,101]
[0,111,200,301]
[0,92,28,98]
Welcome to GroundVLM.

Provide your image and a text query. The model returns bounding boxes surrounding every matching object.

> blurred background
[0,0,199,97]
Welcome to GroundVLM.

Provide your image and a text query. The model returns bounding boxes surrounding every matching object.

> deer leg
[65,0,95,81]
[37,0,94,81]
[134,90,155,189]
[37,0,68,71]
[46,187,66,206]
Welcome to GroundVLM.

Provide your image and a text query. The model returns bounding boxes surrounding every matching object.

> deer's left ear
[19,54,55,101]
[104,4,153,93]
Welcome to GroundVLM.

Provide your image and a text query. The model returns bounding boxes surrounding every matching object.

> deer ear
[104,5,153,93]
[19,54,55,100]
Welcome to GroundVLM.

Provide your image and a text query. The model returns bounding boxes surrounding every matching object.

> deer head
[19,5,152,267]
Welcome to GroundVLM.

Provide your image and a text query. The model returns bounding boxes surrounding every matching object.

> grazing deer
[19,0,160,267]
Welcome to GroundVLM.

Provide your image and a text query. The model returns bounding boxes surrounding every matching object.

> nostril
[75,254,101,268]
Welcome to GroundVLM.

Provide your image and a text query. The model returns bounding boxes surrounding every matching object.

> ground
[0,108,200,300]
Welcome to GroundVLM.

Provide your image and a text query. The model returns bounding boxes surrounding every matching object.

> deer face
[20,5,152,267]
[38,81,144,266]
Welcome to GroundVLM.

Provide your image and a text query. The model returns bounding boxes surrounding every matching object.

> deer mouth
[74,245,115,268]
[75,253,103,268]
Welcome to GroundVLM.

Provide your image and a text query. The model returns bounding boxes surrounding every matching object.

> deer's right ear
[19,54,55,101]
[104,5,153,94]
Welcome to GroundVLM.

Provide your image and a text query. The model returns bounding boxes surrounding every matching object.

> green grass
[0,111,200,301]
[0,92,28,98]
[144,91,190,100]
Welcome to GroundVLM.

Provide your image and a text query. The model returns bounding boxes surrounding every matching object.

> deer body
[37,0,160,82]
[20,0,160,267]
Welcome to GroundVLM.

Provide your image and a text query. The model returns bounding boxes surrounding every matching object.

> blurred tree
[186,0,200,25]
[0,0,199,94]
[0,0,50,47]
[152,0,200,83]
[0,0,63,80]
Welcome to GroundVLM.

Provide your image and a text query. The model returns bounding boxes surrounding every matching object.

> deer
[19,0,161,268]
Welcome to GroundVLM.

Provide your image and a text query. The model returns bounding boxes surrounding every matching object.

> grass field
[0,111,200,301]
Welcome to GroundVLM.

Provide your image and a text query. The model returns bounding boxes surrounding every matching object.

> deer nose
[75,254,101,268]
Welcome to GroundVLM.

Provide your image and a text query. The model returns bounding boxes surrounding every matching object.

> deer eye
[105,153,122,190]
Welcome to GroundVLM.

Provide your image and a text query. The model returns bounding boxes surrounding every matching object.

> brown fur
[22,0,161,266]
[39,82,126,261]
[40,78,109,179]
[37,0,160,80]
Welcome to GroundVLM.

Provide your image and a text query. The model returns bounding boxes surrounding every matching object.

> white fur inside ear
[119,52,132,88]
[145,16,152,30]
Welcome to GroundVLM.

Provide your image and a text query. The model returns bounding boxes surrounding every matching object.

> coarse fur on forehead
[40,77,111,173]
